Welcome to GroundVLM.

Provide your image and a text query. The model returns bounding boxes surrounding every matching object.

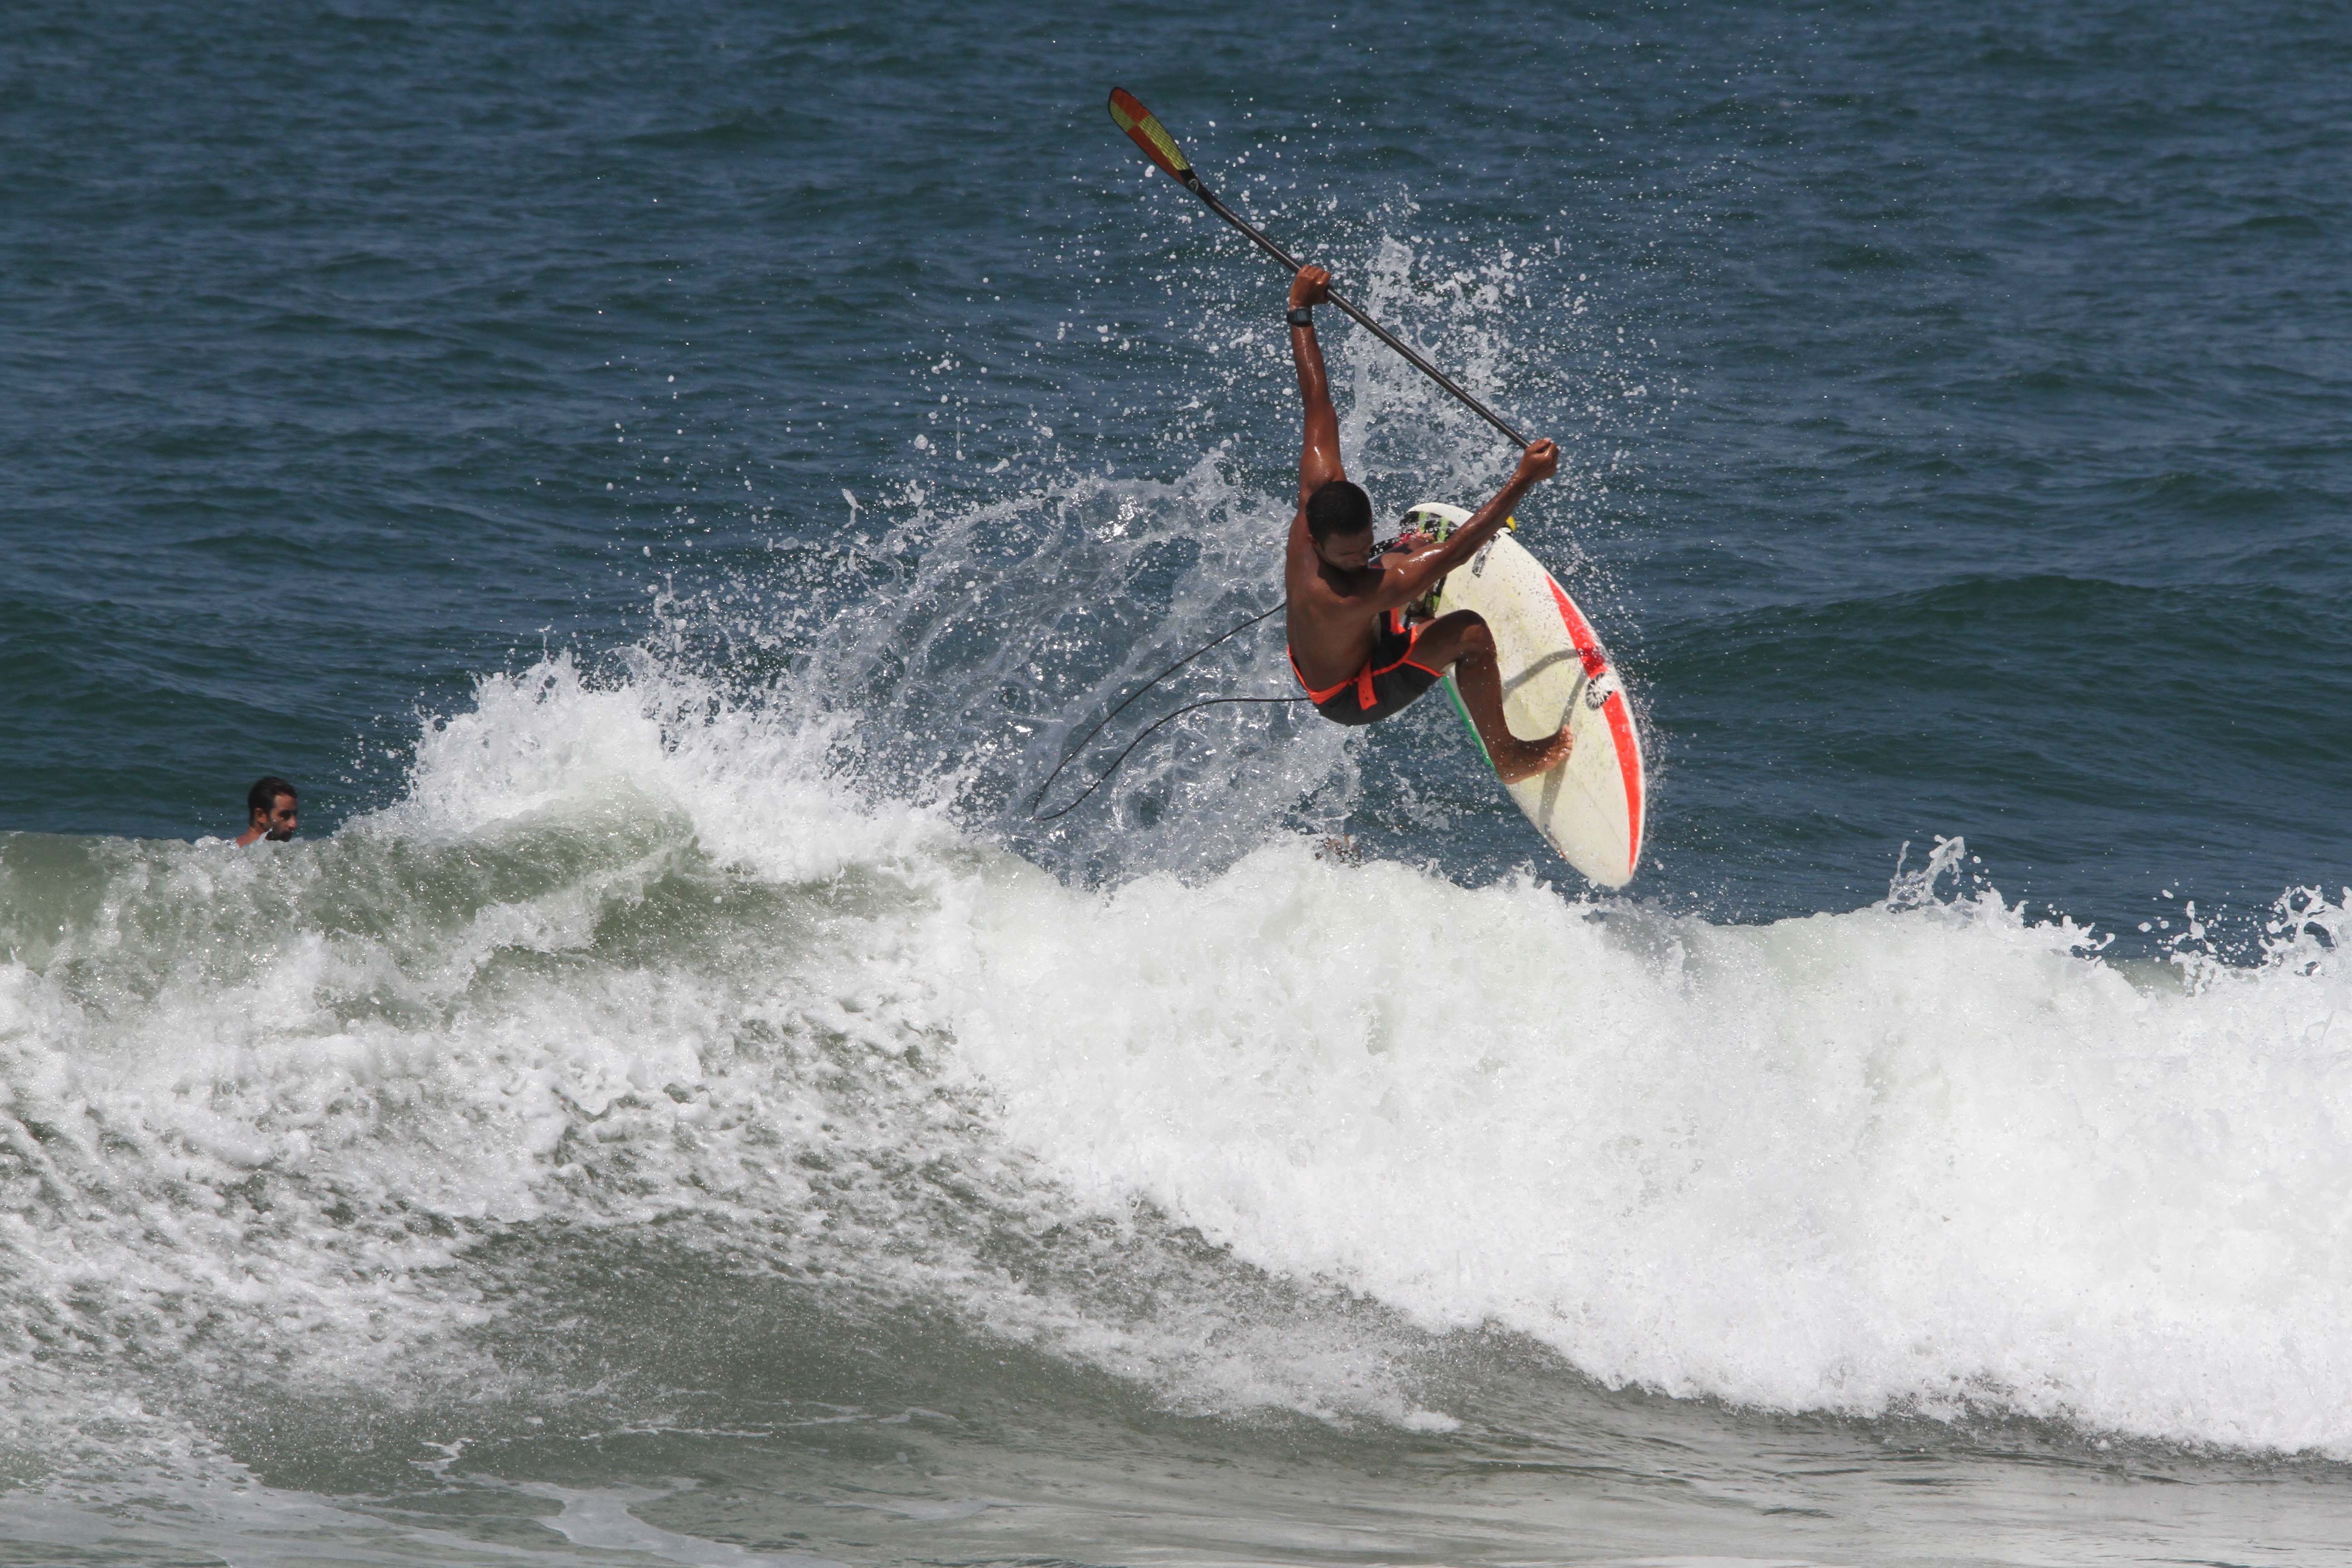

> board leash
[1031,693,1313,823]
[1030,529,1430,821]
[1029,601,1303,821]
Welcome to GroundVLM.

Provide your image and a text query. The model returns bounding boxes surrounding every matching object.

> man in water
[235,776,299,846]
[1282,266,1574,782]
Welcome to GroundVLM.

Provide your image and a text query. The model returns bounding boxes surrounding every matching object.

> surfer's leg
[1411,612,1574,784]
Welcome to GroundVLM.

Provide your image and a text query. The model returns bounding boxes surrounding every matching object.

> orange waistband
[1290,610,1426,709]
[1289,647,1355,706]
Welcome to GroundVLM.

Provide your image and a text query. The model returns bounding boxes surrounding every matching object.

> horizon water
[5,3,2352,1565]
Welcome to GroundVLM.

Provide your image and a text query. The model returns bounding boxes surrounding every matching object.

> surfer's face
[1317,528,1376,572]
[253,794,299,841]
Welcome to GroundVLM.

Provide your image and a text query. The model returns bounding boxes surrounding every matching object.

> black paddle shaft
[1179,174,1532,451]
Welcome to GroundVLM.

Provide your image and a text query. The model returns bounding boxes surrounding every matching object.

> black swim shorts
[1289,610,1445,727]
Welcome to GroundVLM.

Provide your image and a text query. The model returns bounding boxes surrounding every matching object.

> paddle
[1107,87,1532,451]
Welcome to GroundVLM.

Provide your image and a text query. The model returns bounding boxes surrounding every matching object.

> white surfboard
[1408,502,1646,888]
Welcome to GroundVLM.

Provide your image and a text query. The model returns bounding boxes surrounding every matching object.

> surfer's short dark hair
[247,776,297,815]
[1304,479,1373,541]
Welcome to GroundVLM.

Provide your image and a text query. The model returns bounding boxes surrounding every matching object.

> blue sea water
[5,2,2352,1564]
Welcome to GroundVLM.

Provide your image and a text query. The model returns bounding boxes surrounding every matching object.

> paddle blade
[1107,88,1193,183]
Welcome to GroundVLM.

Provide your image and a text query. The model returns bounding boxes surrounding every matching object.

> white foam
[381,652,956,885]
[7,641,2350,1477]
[920,838,2352,1451]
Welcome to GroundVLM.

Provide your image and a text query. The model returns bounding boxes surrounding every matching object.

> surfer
[1281,266,1574,783]
[235,776,299,846]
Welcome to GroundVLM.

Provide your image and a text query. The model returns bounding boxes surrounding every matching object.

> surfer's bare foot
[1417,615,1575,783]
[1494,724,1573,784]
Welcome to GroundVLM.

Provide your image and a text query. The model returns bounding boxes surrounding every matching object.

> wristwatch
[1286,305,1315,327]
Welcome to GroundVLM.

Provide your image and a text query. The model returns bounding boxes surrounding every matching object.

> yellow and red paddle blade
[1107,88,1193,184]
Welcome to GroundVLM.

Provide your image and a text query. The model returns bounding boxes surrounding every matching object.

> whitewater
[8,632,2349,1497]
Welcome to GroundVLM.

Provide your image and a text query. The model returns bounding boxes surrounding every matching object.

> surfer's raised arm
[1362,440,1560,614]
[1288,265,1344,513]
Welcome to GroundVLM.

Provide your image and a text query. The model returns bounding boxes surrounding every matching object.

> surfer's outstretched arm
[1289,266,1344,513]
[1363,440,1561,613]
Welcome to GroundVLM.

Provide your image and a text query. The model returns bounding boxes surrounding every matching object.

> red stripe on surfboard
[1545,577,1609,676]
[1601,691,1642,865]
[1545,577,1643,875]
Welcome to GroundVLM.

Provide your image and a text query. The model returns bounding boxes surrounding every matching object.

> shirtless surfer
[235,776,299,846]
[1282,266,1574,783]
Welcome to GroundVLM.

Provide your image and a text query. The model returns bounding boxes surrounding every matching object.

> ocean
[5,2,2352,1563]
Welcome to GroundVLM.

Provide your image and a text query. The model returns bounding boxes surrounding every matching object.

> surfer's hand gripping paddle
[1107,87,1533,451]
